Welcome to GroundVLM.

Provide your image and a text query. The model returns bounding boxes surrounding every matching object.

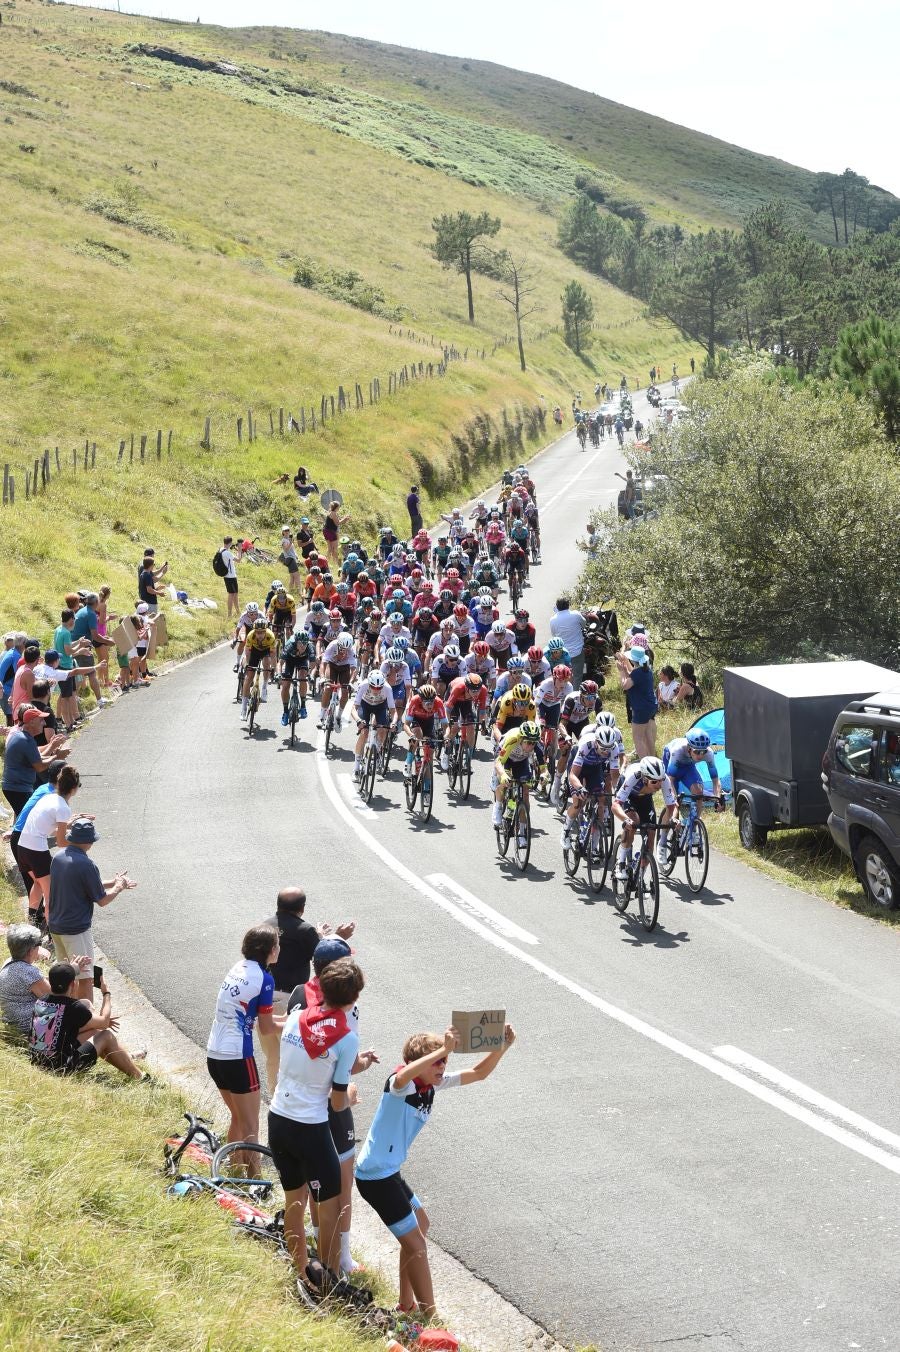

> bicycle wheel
[659,825,679,878]
[247,693,257,735]
[405,760,419,811]
[323,707,333,755]
[419,769,433,823]
[685,818,710,894]
[212,1142,283,1205]
[379,728,394,776]
[446,741,458,791]
[513,802,531,872]
[496,808,512,857]
[610,835,630,913]
[586,817,609,894]
[362,745,377,803]
[459,743,472,800]
[562,826,581,878]
[638,853,660,931]
[235,665,245,702]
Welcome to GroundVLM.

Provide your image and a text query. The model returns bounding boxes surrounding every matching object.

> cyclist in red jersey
[403,684,448,778]
[443,672,482,771]
[507,607,536,651]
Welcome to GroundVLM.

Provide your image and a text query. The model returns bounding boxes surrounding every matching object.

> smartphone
[93,965,103,989]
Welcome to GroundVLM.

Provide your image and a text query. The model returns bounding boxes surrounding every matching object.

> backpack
[212,549,228,577]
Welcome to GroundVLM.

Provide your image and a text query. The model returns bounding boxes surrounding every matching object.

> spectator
[657,664,681,709]
[406,485,423,536]
[257,886,355,1088]
[616,646,658,756]
[287,937,372,1277]
[138,556,165,616]
[322,501,349,569]
[71,594,113,705]
[293,466,319,499]
[95,585,117,687]
[206,925,281,1157]
[672,661,702,710]
[220,536,240,619]
[28,679,62,775]
[584,522,598,557]
[0,922,57,1033]
[2,705,67,817]
[7,760,66,923]
[0,632,26,724]
[269,956,371,1291]
[549,597,586,686]
[53,610,89,730]
[16,766,84,930]
[138,548,168,587]
[280,527,301,597]
[10,642,40,720]
[29,961,147,1080]
[47,817,136,1003]
[355,1021,516,1320]
[296,517,317,560]
[134,605,153,682]
[623,470,637,523]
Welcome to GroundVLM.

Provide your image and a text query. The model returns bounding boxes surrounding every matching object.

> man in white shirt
[549,597,586,685]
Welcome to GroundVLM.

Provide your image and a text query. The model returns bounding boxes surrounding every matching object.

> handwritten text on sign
[451,1009,506,1054]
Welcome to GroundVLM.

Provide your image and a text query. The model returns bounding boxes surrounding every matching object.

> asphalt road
[78,388,900,1352]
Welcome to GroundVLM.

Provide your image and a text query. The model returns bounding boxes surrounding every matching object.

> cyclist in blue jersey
[658,728,723,862]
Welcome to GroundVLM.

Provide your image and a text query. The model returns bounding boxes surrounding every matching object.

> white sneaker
[615,860,629,881]
[440,750,449,771]
[491,807,503,828]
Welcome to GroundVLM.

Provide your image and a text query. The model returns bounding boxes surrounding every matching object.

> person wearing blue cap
[615,643,658,757]
[47,817,137,1002]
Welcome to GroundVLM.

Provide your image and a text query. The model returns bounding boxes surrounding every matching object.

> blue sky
[69,0,899,195]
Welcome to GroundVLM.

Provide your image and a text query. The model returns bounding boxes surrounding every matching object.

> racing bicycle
[563,792,614,893]
[245,666,264,735]
[496,773,532,872]
[285,673,303,746]
[611,820,660,931]
[446,722,474,800]
[660,792,727,894]
[405,736,437,822]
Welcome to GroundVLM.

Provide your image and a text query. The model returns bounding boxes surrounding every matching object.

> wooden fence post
[25,470,31,500]
[369,380,374,405]
[2,464,8,505]
[202,417,211,449]
[237,417,243,443]
[279,407,284,436]
[247,410,253,442]
[139,434,146,462]
[156,429,162,458]
[311,410,316,431]
[269,410,274,436]
[167,430,172,453]
[43,449,50,485]
[300,408,305,433]
[55,446,60,472]
[130,433,134,459]
[7,473,13,505]
[329,394,335,417]
[338,386,345,412]
[118,440,126,462]
[91,443,96,467]
[320,395,327,424]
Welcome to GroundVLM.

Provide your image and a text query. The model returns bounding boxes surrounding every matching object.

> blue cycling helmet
[547,637,565,653]
[507,655,526,672]
[686,728,711,751]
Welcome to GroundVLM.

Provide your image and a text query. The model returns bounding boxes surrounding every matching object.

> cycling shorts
[207,1055,260,1095]
[268,1112,341,1200]
[448,699,475,725]
[539,702,562,730]
[327,661,353,686]
[359,699,390,728]
[575,762,608,794]
[662,749,702,807]
[407,716,436,739]
[390,683,407,704]
[492,755,532,790]
[281,654,309,678]
[355,1171,422,1238]
[328,1104,356,1164]
[246,648,270,669]
[621,794,657,826]
[493,649,512,671]
[457,633,471,656]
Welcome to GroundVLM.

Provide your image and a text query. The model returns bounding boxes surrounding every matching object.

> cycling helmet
[554,664,572,682]
[439,589,453,601]
[580,680,599,698]
[507,655,526,672]
[514,607,530,621]
[479,585,494,597]
[392,542,404,554]
[473,641,489,658]
[454,603,469,619]
[437,533,448,542]
[640,756,665,781]
[418,606,433,618]
[592,727,617,750]
[293,626,311,641]
[388,612,404,626]
[547,637,564,653]
[477,499,485,508]
[387,646,405,663]
[443,644,461,661]
[329,607,342,620]
[336,582,349,594]
[270,578,281,591]
[379,525,392,536]
[411,567,423,579]
[491,620,506,636]
[253,617,267,629]
[686,728,711,751]
[464,672,483,691]
[511,683,532,702]
[371,609,382,622]
[527,645,543,662]
[308,565,322,576]
[520,720,541,742]
[246,601,259,614]
[274,581,286,593]
[311,600,325,614]
[394,636,410,651]
[346,553,358,564]
[351,540,362,553]
[358,571,370,583]
[389,573,404,586]
[322,573,333,584]
[440,617,454,630]
[367,670,386,690]
[419,684,437,701]
[597,711,617,728]
[446,567,460,580]
[392,588,405,600]
[336,633,353,650]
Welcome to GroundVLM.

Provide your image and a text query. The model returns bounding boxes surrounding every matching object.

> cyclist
[525,645,551,685]
[402,683,448,779]
[554,679,601,805]
[267,583,296,639]
[595,708,627,761]
[376,611,411,662]
[432,587,456,625]
[392,634,421,687]
[352,669,396,779]
[384,587,413,622]
[452,602,476,657]
[440,567,465,601]
[471,593,498,639]
[377,525,398,562]
[341,551,364,584]
[333,581,356,630]
[470,499,490,530]
[380,645,412,720]
[411,604,439,661]
[431,642,463,699]
[507,607,535,653]
[240,617,276,720]
[492,654,530,704]
[425,616,456,666]
[612,755,665,881]
[493,681,537,745]
[412,579,437,614]
[317,631,356,731]
[657,728,724,862]
[353,569,377,605]
[545,636,570,672]
[264,577,283,611]
[279,626,314,726]
[484,513,506,561]
[231,599,261,668]
[560,725,621,849]
[491,720,542,830]
[504,538,529,601]
[443,671,482,771]
[440,506,465,542]
[535,663,574,787]
[471,553,501,595]
[485,619,517,672]
[432,533,452,576]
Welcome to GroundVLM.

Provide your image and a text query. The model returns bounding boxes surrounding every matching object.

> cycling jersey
[496,726,538,766]
[526,658,551,684]
[379,622,412,648]
[431,657,463,687]
[207,958,274,1060]
[494,690,537,731]
[572,737,620,792]
[412,590,438,614]
[472,605,497,638]
[615,764,659,807]
[664,737,717,778]
[322,639,357,669]
[354,680,396,712]
[245,629,276,654]
[380,660,411,694]
[445,676,476,711]
[535,677,574,709]
[405,694,447,724]
[282,633,313,663]
[464,652,496,683]
[353,580,377,602]
[305,617,328,639]
[493,670,532,701]
[561,692,595,730]
[485,632,517,657]
[508,622,536,649]
[236,609,260,632]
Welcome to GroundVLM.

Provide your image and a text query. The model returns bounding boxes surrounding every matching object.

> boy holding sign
[355,1020,516,1319]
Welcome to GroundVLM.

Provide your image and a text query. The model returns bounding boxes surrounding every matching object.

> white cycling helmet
[336,633,353,651]
[596,711,617,728]
[640,756,665,781]
[246,601,259,614]
[368,670,386,689]
[491,620,506,636]
[443,644,461,660]
[593,727,618,750]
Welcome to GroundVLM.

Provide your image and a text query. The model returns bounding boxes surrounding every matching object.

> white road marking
[316,733,900,1179]
[337,771,378,819]
[713,1045,900,1154]
[539,446,607,514]
[426,872,540,946]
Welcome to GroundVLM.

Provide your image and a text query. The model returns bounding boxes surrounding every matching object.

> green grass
[0,1035,385,1352]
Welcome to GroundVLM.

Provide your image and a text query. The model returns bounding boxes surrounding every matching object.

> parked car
[822,688,900,908]
[724,661,899,850]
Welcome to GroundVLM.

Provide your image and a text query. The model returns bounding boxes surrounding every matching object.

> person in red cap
[2,704,68,816]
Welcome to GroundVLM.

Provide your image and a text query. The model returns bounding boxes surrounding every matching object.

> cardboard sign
[451,1009,506,1054]
[111,618,139,657]
[153,610,168,646]
[145,621,157,660]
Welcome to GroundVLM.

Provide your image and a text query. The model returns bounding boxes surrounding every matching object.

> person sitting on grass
[354,1020,517,1320]
[29,961,147,1080]
[0,922,57,1034]
[268,956,377,1299]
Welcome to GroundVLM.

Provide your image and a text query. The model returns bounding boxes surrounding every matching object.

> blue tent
[688,706,731,792]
